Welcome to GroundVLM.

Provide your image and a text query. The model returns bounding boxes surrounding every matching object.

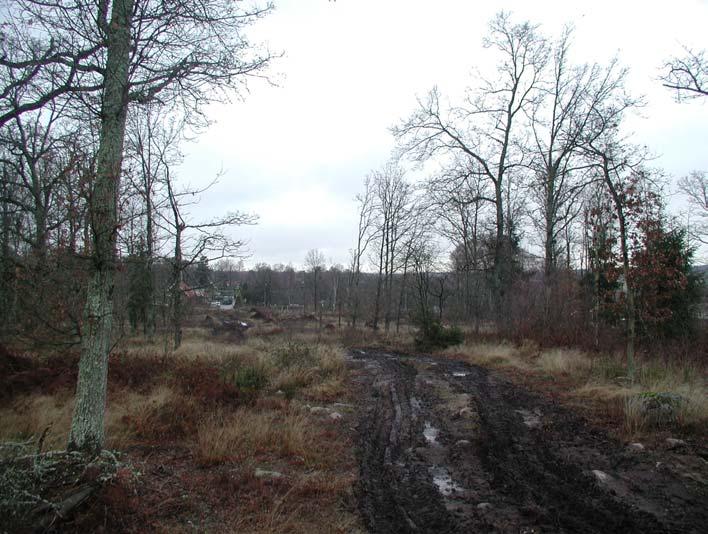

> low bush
[271,341,317,369]
[414,318,464,351]
[231,364,270,392]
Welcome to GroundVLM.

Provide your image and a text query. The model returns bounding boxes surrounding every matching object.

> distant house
[180,281,207,302]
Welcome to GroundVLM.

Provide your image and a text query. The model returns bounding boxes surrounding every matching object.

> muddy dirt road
[350,349,707,533]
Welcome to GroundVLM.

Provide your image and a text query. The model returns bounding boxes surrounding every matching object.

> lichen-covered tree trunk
[68,0,134,454]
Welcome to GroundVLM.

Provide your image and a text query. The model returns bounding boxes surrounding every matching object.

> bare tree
[678,171,708,245]
[368,162,413,331]
[660,47,708,101]
[0,104,83,263]
[528,26,636,278]
[660,47,707,246]
[393,205,430,332]
[0,96,93,346]
[410,237,442,329]
[305,248,326,324]
[328,264,345,326]
[0,1,275,127]
[123,104,185,336]
[422,168,490,328]
[347,174,376,327]
[163,170,256,349]
[394,12,548,321]
[67,0,136,453]
[0,0,279,453]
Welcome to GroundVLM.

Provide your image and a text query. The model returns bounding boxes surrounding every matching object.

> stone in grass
[254,468,284,479]
[329,411,343,421]
[633,392,686,427]
[592,470,612,484]
[665,438,686,449]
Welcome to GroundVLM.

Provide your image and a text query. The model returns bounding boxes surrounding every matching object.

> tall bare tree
[348,174,376,327]
[678,171,708,246]
[368,162,413,330]
[394,12,548,321]
[305,248,326,323]
[528,27,635,278]
[123,104,185,336]
[423,167,491,328]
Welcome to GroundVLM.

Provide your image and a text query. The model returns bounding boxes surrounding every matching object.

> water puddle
[423,422,439,445]
[430,466,464,497]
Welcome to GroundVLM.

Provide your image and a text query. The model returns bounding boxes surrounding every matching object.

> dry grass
[444,338,707,438]
[304,375,347,403]
[445,341,530,369]
[0,314,362,532]
[0,393,74,450]
[195,407,323,466]
[105,385,183,448]
[0,385,196,451]
[537,348,593,376]
[228,471,361,534]
[266,339,348,400]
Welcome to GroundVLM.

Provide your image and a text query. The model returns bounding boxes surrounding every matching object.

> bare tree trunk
[68,0,134,454]
[0,173,15,331]
[172,224,183,350]
[602,157,636,379]
[616,209,636,378]
[372,227,385,329]
[350,266,361,328]
[544,168,557,278]
[166,174,185,350]
[396,263,409,333]
[145,184,156,338]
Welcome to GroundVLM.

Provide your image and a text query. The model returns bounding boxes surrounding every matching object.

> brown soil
[351,349,708,533]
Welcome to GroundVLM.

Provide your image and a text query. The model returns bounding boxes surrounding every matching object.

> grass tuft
[195,408,317,466]
[537,348,593,376]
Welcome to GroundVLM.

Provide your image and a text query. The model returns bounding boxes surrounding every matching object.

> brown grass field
[1,307,705,532]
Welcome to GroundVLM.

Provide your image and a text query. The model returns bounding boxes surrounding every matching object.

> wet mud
[351,349,708,533]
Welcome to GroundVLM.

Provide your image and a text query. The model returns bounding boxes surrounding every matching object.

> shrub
[271,342,317,369]
[231,364,269,392]
[414,319,464,351]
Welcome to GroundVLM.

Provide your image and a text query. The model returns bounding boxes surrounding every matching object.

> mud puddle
[350,349,708,533]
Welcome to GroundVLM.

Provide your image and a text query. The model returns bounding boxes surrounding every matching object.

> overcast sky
[177,0,708,269]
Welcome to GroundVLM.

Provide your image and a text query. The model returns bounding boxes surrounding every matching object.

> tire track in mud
[351,349,707,533]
